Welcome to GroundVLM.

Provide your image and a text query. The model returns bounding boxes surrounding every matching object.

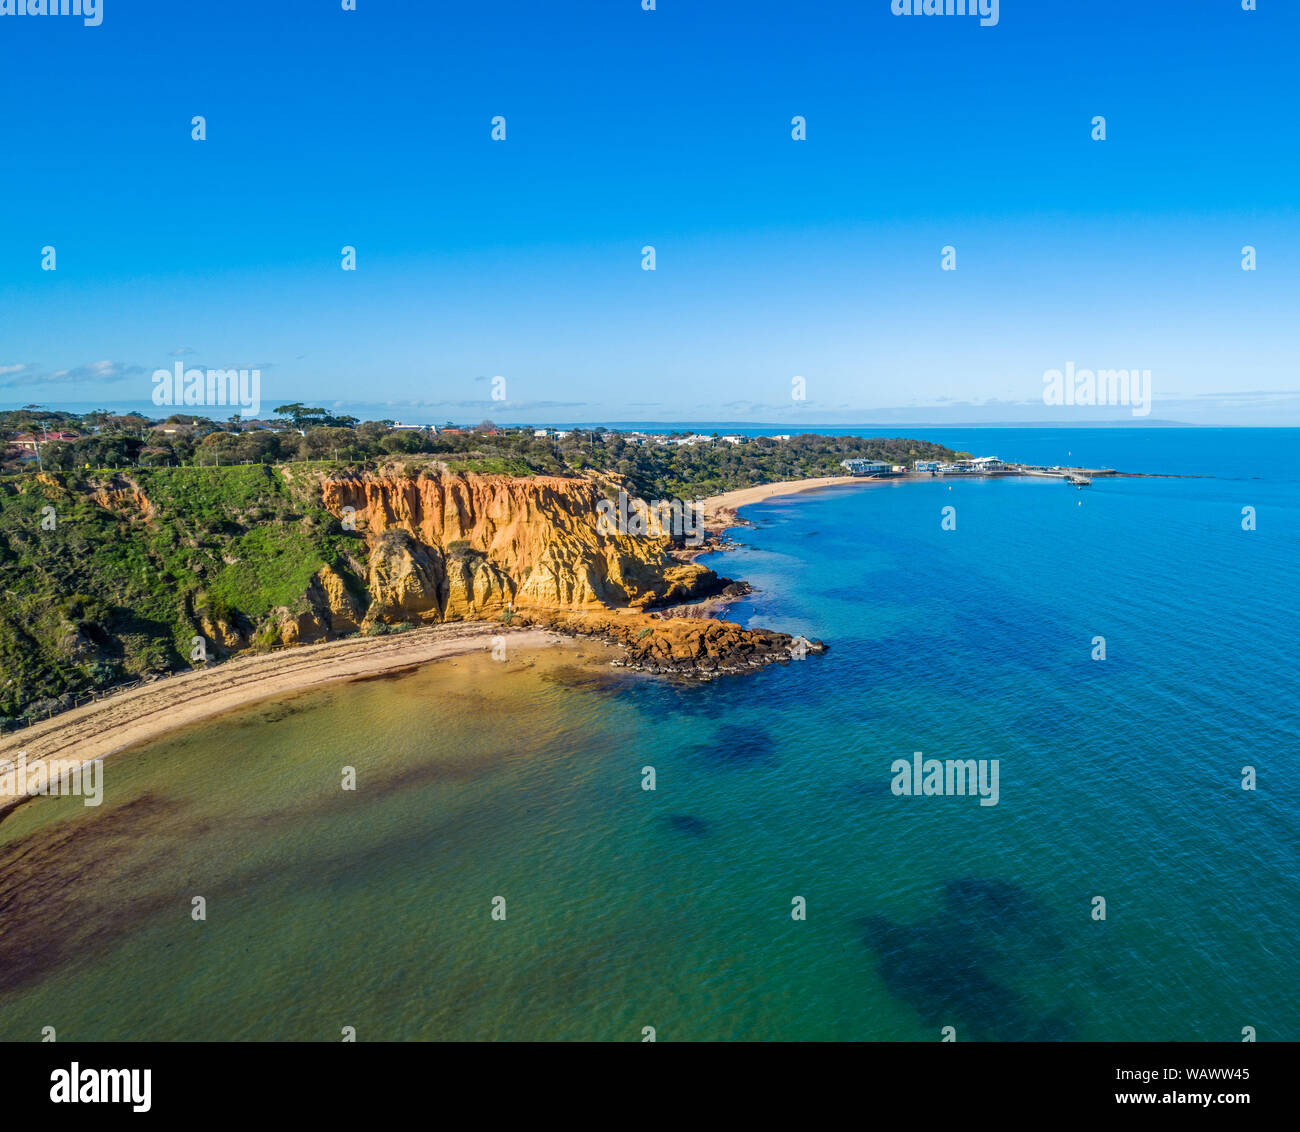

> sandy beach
[699,475,866,532]
[0,623,568,811]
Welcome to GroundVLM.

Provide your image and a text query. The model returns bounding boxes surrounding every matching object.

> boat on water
[1066,473,1092,487]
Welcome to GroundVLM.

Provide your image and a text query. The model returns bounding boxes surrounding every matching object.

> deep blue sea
[686,426,1300,1039]
[1,427,1295,1041]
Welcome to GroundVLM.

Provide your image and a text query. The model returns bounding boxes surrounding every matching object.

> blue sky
[1,0,1296,424]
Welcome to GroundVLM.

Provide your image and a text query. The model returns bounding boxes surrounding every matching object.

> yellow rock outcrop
[318,471,723,625]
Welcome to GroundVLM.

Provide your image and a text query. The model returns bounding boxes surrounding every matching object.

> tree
[274,403,327,429]
[235,430,281,464]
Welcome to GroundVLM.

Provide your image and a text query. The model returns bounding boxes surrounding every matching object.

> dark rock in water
[257,701,309,725]
[512,608,826,681]
[848,778,896,800]
[538,664,627,693]
[667,814,710,836]
[721,581,753,598]
[694,723,777,766]
[941,878,1068,965]
[859,879,1077,1041]
[865,917,1010,1036]
[942,877,1035,922]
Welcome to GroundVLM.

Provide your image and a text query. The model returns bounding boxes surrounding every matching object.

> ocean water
[1,428,1296,1042]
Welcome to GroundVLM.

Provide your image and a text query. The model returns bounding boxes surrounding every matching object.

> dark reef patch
[846,777,896,800]
[692,724,778,767]
[538,664,631,694]
[0,792,197,996]
[255,699,314,724]
[860,878,1076,1041]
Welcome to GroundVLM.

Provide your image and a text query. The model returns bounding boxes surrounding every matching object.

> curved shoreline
[699,475,868,532]
[696,465,1202,537]
[0,624,570,817]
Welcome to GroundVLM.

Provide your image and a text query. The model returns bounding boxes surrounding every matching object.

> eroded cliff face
[318,472,723,627]
[15,466,811,707]
[86,480,155,523]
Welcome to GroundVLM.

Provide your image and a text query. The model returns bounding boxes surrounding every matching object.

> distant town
[0,405,807,473]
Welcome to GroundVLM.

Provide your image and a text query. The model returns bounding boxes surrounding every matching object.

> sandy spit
[699,476,867,532]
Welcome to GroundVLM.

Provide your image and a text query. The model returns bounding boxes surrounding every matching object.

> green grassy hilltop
[0,465,358,723]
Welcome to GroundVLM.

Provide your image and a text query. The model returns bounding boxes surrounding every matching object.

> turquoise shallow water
[1,428,1296,1041]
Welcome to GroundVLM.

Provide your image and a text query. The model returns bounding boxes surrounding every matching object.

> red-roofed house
[12,431,79,451]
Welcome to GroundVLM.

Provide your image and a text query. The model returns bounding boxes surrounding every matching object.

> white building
[841,458,892,476]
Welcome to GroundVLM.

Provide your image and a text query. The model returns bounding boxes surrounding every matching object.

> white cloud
[0,360,145,386]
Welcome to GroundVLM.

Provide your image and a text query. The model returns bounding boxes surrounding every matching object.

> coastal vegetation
[1,407,962,499]
[0,407,963,725]
[0,464,358,724]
